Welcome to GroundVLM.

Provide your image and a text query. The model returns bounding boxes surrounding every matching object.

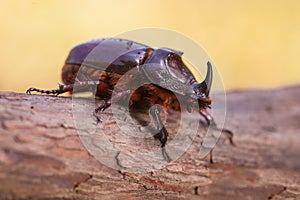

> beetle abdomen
[62,38,154,99]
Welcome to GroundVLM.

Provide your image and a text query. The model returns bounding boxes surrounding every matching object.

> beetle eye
[194,89,205,98]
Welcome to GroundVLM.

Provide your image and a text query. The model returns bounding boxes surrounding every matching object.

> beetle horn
[199,61,213,97]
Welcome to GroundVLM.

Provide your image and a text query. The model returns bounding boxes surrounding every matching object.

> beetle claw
[26,87,38,94]
[26,87,64,96]
[95,102,110,113]
[26,88,32,94]
[220,128,235,146]
[93,101,111,123]
[162,147,171,162]
[92,111,102,123]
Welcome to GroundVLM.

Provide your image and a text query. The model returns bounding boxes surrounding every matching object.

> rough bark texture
[0,86,299,200]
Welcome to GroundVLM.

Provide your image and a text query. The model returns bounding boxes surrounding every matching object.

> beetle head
[186,62,213,112]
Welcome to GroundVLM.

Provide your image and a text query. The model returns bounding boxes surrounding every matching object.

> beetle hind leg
[26,80,102,96]
[26,84,73,96]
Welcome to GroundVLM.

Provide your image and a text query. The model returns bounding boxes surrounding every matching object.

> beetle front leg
[199,110,234,145]
[149,105,171,162]
[199,110,234,164]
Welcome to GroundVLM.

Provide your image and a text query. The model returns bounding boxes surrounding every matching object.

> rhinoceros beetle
[27,38,233,163]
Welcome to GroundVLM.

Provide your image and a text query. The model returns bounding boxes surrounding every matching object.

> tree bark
[0,86,299,199]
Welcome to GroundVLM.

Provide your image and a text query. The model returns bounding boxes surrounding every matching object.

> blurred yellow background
[1,0,299,92]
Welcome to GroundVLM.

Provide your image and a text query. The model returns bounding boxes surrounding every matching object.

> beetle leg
[199,110,234,164]
[26,81,101,96]
[199,110,234,146]
[94,90,131,122]
[26,84,71,96]
[209,150,214,164]
[149,105,171,162]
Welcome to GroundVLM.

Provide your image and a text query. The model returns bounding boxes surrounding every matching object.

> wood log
[0,86,299,199]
